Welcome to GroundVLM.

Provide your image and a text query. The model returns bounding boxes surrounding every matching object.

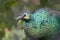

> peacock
[16,8,60,40]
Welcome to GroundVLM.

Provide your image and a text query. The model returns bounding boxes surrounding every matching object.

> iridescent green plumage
[17,8,59,40]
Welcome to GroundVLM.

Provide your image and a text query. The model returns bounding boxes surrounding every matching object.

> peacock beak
[16,16,23,20]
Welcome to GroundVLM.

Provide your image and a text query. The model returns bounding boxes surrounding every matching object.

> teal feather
[17,8,60,40]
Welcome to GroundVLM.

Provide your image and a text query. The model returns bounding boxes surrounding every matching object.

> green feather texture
[17,8,60,40]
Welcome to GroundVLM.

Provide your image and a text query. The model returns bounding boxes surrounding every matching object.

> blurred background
[0,0,60,40]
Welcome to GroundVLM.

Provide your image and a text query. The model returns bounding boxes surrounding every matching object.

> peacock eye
[23,14,26,17]
[23,13,30,20]
[23,13,28,17]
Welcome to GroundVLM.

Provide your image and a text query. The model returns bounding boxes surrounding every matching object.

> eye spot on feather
[33,26,37,29]
[46,20,48,22]
[41,20,46,26]
[37,15,39,16]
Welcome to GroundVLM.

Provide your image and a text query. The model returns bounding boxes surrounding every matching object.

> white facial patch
[23,13,30,20]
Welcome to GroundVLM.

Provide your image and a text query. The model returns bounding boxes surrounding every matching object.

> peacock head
[16,10,31,22]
